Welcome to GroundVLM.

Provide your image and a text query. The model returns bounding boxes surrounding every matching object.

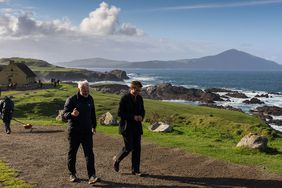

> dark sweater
[118,93,145,135]
[63,92,97,132]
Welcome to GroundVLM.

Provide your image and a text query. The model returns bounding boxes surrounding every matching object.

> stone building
[0,60,37,86]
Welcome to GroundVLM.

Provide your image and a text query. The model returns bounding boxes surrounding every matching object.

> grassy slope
[1,84,282,178]
[0,57,81,72]
[0,160,31,188]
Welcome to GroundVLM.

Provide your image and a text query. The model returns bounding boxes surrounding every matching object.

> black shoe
[113,156,119,172]
[5,129,11,134]
[69,174,78,182]
[88,176,100,184]
[132,171,142,176]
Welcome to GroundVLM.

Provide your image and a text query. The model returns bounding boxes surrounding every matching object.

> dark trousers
[116,130,141,172]
[3,120,11,132]
[67,130,95,178]
[2,114,11,132]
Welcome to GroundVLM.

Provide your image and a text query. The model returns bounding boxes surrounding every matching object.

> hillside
[56,57,129,68]
[126,49,282,70]
[59,49,282,71]
[0,57,59,68]
[1,83,281,175]
[0,57,128,82]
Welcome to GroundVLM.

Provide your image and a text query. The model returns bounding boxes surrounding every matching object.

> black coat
[0,98,14,123]
[63,92,97,132]
[118,93,145,135]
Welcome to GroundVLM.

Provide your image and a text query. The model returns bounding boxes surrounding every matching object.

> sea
[88,68,282,132]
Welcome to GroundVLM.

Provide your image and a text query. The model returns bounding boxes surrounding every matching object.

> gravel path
[0,124,282,188]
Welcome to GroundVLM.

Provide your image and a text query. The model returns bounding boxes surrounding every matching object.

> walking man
[113,81,145,176]
[0,96,14,134]
[63,80,100,184]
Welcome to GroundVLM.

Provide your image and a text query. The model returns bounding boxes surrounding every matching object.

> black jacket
[0,97,14,122]
[118,93,145,135]
[63,92,97,132]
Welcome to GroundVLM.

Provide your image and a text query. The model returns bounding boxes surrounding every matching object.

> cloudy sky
[0,0,281,64]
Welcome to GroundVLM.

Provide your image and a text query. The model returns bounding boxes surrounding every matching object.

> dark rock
[243,97,264,104]
[205,88,233,93]
[251,106,282,127]
[92,84,129,95]
[225,91,248,98]
[92,82,223,103]
[36,69,129,82]
[108,70,129,80]
[142,83,223,103]
[255,94,269,98]
[252,106,282,116]
[268,119,282,126]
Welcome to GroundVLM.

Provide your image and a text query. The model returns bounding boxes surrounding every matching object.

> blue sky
[0,0,281,64]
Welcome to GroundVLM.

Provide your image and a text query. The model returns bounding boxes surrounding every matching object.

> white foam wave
[89,81,125,85]
[269,124,282,132]
[162,100,202,105]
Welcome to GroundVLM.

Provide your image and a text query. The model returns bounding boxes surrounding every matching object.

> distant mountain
[126,49,282,71]
[59,49,282,71]
[56,58,129,68]
[178,49,282,71]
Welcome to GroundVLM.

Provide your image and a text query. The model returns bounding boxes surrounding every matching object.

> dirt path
[0,124,282,188]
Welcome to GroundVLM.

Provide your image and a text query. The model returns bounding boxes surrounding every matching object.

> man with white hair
[63,80,100,184]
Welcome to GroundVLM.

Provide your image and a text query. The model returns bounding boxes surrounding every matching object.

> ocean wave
[269,124,282,133]
[89,81,125,85]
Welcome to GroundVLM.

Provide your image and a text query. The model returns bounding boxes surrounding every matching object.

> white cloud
[0,0,9,3]
[0,31,218,63]
[119,23,144,36]
[80,2,143,36]
[0,10,76,38]
[0,2,143,38]
[80,2,120,35]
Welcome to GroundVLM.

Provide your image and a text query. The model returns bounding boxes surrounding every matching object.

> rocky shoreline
[36,69,129,82]
[91,83,282,132]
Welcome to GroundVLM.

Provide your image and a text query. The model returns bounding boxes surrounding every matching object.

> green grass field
[1,83,282,186]
[0,160,31,188]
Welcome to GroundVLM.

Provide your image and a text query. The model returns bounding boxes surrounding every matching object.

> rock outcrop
[205,88,233,93]
[92,84,129,95]
[98,112,118,125]
[149,122,173,133]
[243,98,264,104]
[36,69,128,82]
[255,94,269,98]
[236,133,268,151]
[225,91,248,98]
[251,106,282,116]
[142,83,223,103]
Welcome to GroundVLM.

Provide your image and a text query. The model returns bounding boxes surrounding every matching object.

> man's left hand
[92,128,96,134]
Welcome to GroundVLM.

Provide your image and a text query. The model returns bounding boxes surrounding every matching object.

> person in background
[113,80,145,176]
[0,96,14,134]
[63,80,100,184]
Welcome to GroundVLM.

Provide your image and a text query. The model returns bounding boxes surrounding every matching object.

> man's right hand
[134,115,143,122]
[71,108,79,117]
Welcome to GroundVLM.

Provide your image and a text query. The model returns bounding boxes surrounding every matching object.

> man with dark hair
[63,80,100,184]
[0,96,14,134]
[113,80,145,176]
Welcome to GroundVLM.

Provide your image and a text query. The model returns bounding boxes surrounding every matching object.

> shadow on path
[140,173,282,188]
[16,129,65,134]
